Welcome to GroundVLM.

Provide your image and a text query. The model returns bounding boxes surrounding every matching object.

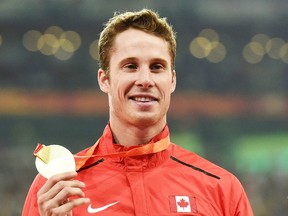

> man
[23,9,254,215]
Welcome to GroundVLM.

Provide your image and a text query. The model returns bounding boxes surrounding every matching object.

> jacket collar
[75,123,170,170]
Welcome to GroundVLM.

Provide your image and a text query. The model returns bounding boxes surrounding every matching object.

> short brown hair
[98,9,176,77]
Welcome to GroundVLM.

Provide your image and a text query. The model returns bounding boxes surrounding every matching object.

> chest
[72,160,226,216]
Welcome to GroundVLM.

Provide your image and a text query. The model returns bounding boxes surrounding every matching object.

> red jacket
[23,124,254,215]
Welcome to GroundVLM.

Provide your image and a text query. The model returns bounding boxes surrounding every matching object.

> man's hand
[37,171,90,216]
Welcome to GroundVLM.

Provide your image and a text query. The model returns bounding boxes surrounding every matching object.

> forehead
[110,28,171,61]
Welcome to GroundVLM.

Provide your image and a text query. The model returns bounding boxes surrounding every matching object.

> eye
[124,63,138,71]
[151,63,165,72]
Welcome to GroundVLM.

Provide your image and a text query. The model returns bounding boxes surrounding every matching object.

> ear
[98,68,109,93]
[170,70,176,93]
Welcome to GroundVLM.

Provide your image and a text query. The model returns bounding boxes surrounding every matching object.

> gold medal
[34,144,76,179]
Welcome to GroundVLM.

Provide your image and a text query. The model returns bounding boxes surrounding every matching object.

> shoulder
[29,174,47,191]
[22,174,47,215]
[169,143,240,184]
[167,143,254,214]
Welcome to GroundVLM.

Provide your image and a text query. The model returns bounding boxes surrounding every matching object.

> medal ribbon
[74,135,170,170]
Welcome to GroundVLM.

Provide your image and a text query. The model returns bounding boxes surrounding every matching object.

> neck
[109,119,167,147]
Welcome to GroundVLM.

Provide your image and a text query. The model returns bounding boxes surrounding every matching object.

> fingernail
[69,171,77,176]
[80,181,85,187]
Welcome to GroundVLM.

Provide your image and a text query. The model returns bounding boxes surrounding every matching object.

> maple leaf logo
[177,198,189,209]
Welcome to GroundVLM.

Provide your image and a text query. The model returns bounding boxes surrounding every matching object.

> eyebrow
[151,58,169,65]
[119,57,169,66]
[119,57,137,66]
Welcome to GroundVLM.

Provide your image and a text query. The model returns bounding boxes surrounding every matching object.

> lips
[129,95,158,102]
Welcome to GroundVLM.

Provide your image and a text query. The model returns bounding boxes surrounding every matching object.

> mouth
[129,96,158,103]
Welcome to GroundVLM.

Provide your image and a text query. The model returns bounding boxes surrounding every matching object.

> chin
[130,114,161,127]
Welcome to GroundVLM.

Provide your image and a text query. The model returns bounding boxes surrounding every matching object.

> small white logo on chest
[87,201,120,213]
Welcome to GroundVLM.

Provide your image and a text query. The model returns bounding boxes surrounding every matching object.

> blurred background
[0,0,288,215]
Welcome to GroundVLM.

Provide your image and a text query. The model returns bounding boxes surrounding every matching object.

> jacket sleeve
[22,174,46,216]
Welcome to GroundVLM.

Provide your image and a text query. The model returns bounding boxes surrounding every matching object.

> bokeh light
[279,43,288,63]
[243,42,265,64]
[89,39,99,61]
[265,37,285,59]
[23,30,42,52]
[38,33,59,56]
[199,28,219,42]
[60,31,81,52]
[22,26,82,61]
[190,37,211,59]
[206,42,226,63]
[243,34,288,64]
[45,26,64,38]
[251,34,270,47]
[189,28,226,63]
[54,48,74,61]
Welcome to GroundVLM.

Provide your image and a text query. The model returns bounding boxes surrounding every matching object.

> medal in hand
[34,143,76,179]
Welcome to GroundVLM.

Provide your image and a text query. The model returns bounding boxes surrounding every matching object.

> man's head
[97,9,177,133]
[98,9,176,78]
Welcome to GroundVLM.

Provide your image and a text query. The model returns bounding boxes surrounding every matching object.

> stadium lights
[22,26,81,61]
[189,28,227,63]
[243,33,288,64]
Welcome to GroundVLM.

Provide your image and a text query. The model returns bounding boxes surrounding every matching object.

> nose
[135,68,155,88]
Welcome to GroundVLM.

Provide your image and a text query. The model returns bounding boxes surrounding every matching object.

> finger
[38,171,77,195]
[53,186,86,205]
[50,197,90,215]
[38,180,85,207]
[41,186,86,213]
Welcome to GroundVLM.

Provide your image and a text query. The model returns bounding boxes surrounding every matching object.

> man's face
[98,28,176,128]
